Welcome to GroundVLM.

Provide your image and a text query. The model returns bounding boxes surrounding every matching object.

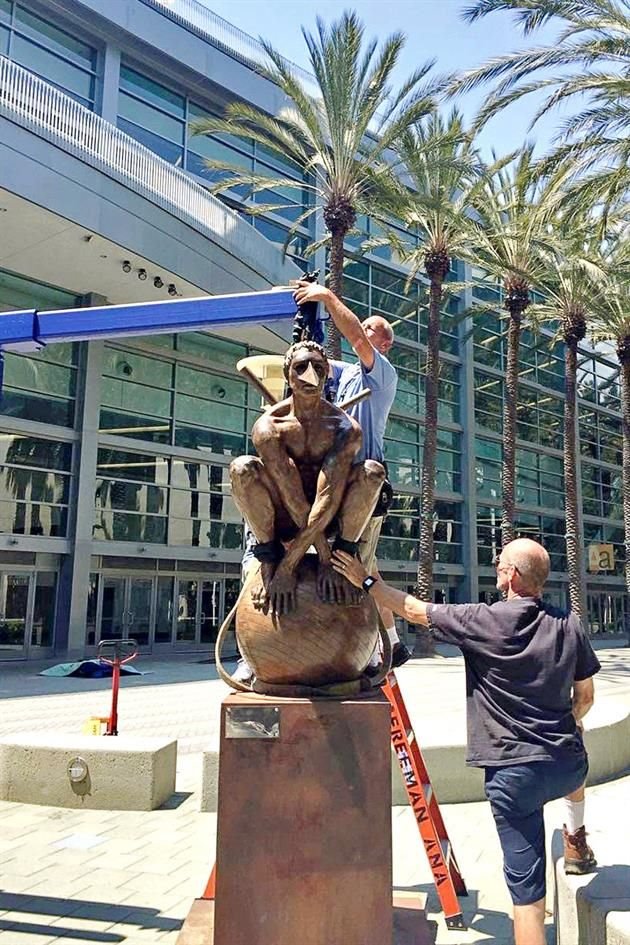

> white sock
[368,640,382,668]
[564,798,585,834]
[386,626,400,645]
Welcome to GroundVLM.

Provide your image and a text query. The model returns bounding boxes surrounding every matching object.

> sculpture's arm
[280,425,361,572]
[252,417,310,531]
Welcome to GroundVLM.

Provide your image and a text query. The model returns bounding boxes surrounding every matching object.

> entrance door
[99,576,155,650]
[175,577,224,649]
[0,573,31,659]
[100,576,126,640]
[127,579,153,647]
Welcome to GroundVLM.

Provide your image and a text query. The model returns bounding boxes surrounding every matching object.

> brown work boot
[563,825,597,875]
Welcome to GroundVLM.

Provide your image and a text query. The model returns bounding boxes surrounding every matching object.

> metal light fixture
[167,283,177,296]
[122,260,132,273]
[67,756,89,784]
[153,276,164,289]
[138,268,147,281]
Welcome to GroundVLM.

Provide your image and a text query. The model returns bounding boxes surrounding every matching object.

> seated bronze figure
[222,341,385,693]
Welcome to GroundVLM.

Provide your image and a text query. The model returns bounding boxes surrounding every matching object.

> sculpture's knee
[363,459,386,487]
[230,455,262,490]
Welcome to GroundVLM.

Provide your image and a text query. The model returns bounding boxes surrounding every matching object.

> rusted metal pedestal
[214,691,392,945]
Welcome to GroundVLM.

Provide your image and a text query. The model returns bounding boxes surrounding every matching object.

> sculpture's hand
[251,561,276,614]
[267,565,298,616]
[316,562,362,606]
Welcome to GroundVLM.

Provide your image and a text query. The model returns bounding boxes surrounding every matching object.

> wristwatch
[362,575,378,594]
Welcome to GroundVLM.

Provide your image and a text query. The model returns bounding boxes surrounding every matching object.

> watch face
[363,576,376,591]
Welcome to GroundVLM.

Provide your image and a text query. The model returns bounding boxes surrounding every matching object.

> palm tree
[467,147,560,547]
[191,12,437,357]
[369,109,483,602]
[453,0,630,218]
[527,230,604,618]
[587,237,630,600]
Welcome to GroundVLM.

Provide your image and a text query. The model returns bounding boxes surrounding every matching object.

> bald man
[293,281,412,669]
[332,538,600,945]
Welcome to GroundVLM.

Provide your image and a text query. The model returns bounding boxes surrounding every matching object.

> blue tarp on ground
[39,660,147,678]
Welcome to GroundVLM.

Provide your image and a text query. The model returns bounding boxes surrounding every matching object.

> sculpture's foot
[316,562,362,606]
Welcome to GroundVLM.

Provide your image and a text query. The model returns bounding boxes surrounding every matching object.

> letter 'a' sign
[587,543,615,573]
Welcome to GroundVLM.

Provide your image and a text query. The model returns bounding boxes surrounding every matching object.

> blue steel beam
[0,288,297,351]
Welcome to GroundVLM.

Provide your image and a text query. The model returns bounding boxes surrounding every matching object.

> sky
[200,0,569,160]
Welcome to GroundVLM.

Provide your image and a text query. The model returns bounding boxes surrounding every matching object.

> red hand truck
[97,638,138,736]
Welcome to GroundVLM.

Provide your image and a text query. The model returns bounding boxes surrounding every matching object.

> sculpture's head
[283,341,328,399]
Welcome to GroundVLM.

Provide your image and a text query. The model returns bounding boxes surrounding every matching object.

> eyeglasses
[494,554,520,575]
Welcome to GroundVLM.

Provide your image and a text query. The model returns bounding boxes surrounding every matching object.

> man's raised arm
[292,282,375,369]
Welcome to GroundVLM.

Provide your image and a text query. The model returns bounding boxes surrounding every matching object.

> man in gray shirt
[333,537,599,945]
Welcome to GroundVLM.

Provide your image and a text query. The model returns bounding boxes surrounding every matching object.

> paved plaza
[0,645,628,944]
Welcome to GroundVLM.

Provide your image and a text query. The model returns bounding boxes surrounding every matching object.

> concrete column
[63,338,104,657]
[459,263,479,602]
[99,43,121,123]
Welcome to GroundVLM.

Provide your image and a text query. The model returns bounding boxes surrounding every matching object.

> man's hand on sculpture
[332,550,370,589]
[316,561,362,606]
[293,280,331,307]
[266,564,298,616]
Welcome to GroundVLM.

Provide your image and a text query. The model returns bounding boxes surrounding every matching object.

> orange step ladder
[201,670,467,931]
[383,670,467,931]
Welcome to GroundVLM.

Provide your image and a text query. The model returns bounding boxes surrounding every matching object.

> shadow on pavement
[398,883,520,943]
[0,891,183,938]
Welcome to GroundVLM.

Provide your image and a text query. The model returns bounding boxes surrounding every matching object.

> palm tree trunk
[326,227,345,360]
[413,275,442,658]
[564,333,587,618]
[417,276,442,600]
[502,308,522,548]
[618,339,630,603]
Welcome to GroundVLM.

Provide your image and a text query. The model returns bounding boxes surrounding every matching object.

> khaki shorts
[358,516,384,574]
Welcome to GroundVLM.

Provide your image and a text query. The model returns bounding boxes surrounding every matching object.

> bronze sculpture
[220,340,386,692]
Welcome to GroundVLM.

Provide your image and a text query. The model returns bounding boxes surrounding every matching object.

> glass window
[176,333,246,366]
[31,572,57,648]
[0,433,72,537]
[119,91,185,146]
[15,5,96,70]
[120,66,185,117]
[117,118,184,165]
[155,576,174,643]
[11,32,95,104]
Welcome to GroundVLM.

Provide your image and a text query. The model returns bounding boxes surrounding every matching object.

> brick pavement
[0,648,627,944]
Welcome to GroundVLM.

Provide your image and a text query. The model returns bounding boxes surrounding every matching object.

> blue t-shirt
[330,351,397,463]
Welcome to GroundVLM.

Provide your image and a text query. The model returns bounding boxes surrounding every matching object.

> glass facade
[1,5,627,658]
[0,1,98,107]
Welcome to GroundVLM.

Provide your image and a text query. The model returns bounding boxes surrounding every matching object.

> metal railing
[142,0,318,94]
[0,55,297,284]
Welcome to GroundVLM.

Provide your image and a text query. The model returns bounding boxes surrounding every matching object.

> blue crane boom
[0,287,297,391]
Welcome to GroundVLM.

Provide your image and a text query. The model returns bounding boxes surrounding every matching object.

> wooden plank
[214,692,392,945]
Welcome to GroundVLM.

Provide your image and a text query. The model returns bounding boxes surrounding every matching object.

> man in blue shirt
[332,537,599,945]
[293,279,412,669]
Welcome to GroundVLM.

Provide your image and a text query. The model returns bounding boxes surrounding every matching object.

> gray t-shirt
[426,598,601,767]
[330,351,397,462]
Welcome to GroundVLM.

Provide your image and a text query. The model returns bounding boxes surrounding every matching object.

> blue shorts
[484,751,588,905]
